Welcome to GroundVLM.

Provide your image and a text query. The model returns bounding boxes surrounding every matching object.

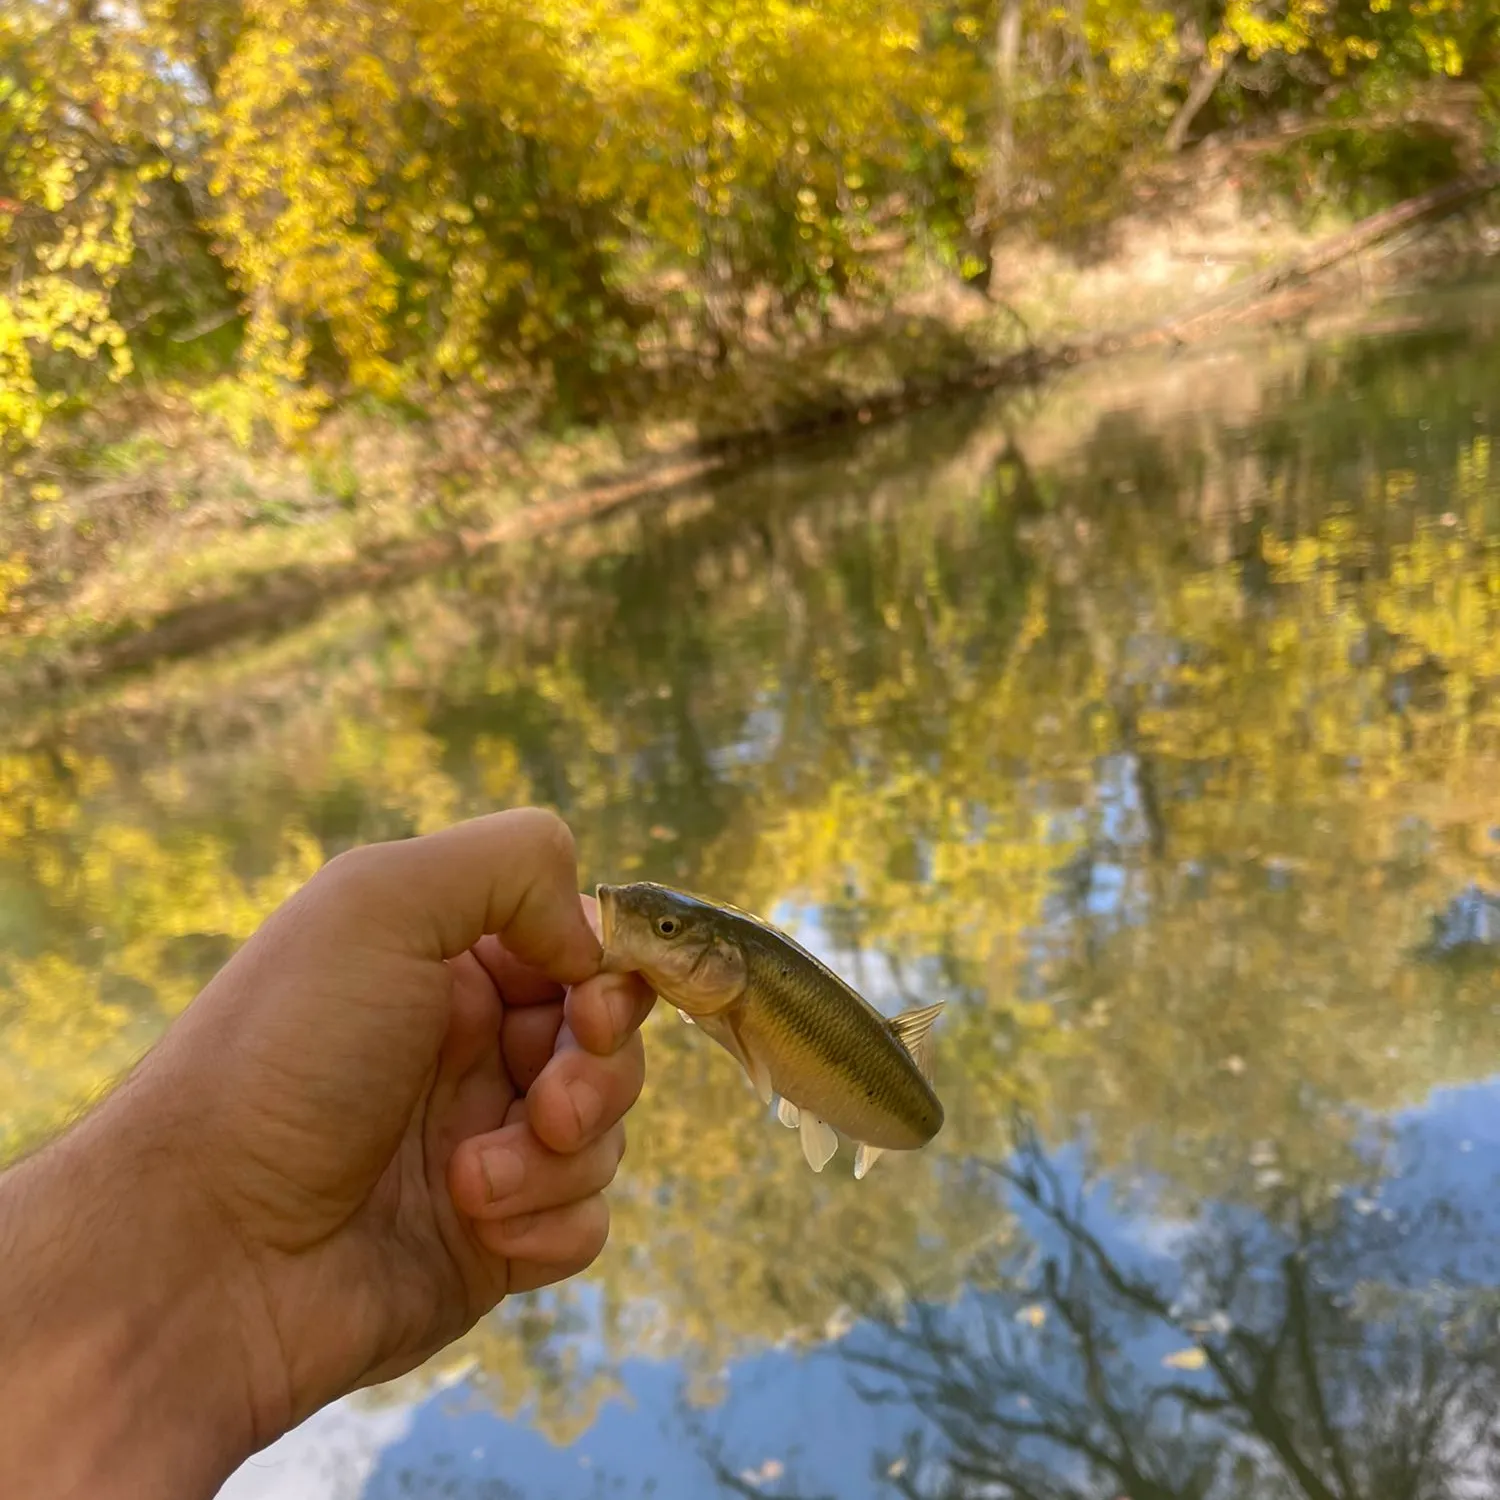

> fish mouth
[595,883,618,967]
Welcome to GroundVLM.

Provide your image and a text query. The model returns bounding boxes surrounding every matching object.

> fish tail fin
[853,1142,886,1180]
[775,1096,801,1129]
[799,1112,838,1172]
[889,1000,945,1082]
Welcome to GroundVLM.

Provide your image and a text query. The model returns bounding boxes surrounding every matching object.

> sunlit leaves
[2,0,1497,438]
[0,3,210,445]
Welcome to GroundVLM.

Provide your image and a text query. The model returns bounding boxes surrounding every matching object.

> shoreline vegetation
[6,164,1498,704]
[3,0,1499,698]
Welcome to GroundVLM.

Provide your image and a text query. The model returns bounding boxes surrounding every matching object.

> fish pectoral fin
[889,1000,945,1082]
[799,1113,839,1172]
[853,1143,886,1180]
[776,1096,801,1129]
[677,1008,696,1026]
[695,1009,775,1106]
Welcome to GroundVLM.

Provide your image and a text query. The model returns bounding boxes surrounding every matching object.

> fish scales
[737,930,930,1145]
[596,880,945,1174]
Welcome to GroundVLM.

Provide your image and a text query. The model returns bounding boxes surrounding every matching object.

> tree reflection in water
[707,1119,1500,1500]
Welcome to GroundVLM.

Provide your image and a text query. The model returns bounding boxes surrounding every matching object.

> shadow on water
[8,291,1500,1492]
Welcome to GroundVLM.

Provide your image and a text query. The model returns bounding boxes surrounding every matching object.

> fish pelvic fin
[776,1096,801,1129]
[799,1113,839,1172]
[695,1009,774,1105]
[853,1142,886,1180]
[889,1000,945,1082]
[677,1008,696,1025]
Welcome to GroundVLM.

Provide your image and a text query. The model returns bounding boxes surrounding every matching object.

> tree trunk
[976,0,1024,293]
[992,0,1023,198]
[1165,53,1226,153]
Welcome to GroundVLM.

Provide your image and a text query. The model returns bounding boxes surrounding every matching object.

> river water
[7,284,1500,1497]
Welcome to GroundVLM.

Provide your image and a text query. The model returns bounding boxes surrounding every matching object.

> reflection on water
[8,288,1500,1494]
[755,1105,1500,1500]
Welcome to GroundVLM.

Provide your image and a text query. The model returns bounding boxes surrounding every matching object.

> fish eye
[656,916,681,937]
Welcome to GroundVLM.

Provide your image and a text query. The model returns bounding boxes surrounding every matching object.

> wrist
[0,1077,271,1499]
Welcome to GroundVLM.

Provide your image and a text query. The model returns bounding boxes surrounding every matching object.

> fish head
[595,881,749,1015]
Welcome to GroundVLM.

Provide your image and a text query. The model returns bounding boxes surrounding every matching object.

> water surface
[7,288,1500,1497]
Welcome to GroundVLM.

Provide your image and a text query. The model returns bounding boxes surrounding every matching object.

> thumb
[306,807,601,982]
[159,809,602,1206]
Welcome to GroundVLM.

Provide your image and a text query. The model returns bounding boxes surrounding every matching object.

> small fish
[596,880,944,1178]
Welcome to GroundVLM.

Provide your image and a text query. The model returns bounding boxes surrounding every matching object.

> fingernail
[494,1210,537,1243]
[568,1079,604,1137]
[480,1145,524,1203]
[598,975,631,1045]
[582,898,603,941]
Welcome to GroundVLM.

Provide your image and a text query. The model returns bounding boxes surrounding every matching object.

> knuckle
[315,841,391,907]
[514,806,576,866]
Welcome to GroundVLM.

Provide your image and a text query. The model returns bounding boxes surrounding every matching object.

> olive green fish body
[596,881,945,1177]
[733,928,940,1149]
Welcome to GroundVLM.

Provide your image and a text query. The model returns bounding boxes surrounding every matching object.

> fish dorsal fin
[799,1113,838,1172]
[889,1000,944,1081]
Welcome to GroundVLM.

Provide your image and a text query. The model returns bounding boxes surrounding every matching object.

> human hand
[0,808,653,1499]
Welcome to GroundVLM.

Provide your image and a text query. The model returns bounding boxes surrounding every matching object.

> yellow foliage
[6,315,1500,1429]
[4,0,1489,440]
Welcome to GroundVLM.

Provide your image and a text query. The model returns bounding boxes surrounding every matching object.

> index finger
[313,807,601,983]
[565,971,657,1057]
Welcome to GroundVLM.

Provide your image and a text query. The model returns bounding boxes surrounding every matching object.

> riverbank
[5,138,1499,704]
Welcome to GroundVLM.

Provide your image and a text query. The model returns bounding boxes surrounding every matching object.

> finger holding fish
[565,969,657,1057]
